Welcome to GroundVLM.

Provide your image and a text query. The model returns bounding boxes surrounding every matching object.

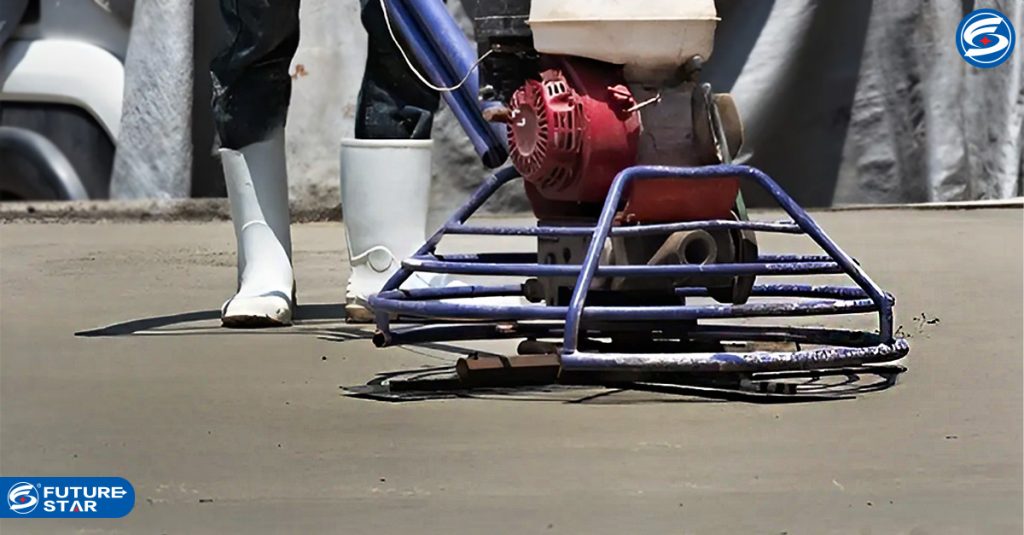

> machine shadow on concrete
[74,305,902,405]
[342,363,902,405]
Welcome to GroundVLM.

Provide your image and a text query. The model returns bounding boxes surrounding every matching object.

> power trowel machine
[362,0,909,398]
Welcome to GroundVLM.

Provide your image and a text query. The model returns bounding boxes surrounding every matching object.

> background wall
[114,0,1021,211]
[705,0,1023,206]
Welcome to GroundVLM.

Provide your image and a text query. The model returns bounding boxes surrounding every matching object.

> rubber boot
[220,128,295,327]
[341,139,444,322]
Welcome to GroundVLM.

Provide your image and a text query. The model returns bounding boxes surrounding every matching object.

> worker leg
[343,0,483,321]
[355,0,443,140]
[211,0,300,327]
[211,0,300,150]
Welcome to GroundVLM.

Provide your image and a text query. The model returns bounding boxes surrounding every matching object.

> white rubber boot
[340,139,443,322]
[220,128,295,327]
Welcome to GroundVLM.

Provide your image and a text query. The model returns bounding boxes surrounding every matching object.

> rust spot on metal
[456,354,561,386]
[482,106,513,123]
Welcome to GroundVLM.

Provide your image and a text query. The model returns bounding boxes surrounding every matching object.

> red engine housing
[507,56,739,223]
[508,57,640,212]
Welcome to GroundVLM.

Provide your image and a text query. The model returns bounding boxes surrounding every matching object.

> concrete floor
[1,209,1021,533]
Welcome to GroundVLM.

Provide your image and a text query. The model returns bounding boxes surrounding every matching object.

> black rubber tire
[0,103,114,200]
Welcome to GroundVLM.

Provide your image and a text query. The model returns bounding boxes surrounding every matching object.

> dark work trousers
[210,0,471,150]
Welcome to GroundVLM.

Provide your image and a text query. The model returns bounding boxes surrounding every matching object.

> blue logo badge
[7,482,39,515]
[0,477,135,518]
[956,8,1016,68]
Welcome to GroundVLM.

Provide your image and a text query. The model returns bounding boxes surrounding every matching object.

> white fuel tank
[528,0,718,84]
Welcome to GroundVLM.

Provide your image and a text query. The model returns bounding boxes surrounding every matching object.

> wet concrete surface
[1,209,1021,533]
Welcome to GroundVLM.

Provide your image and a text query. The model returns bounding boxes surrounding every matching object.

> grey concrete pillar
[109,0,194,199]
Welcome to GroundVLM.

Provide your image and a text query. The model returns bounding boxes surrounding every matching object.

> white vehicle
[0,0,131,200]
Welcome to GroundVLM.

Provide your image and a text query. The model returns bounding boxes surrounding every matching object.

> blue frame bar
[369,164,909,373]
[444,219,804,237]
[384,0,508,167]
[559,165,896,352]
[403,257,844,277]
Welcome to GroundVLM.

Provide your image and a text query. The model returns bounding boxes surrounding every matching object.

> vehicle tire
[0,102,114,200]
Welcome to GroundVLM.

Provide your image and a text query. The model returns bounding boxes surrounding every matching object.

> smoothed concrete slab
[1,209,1021,533]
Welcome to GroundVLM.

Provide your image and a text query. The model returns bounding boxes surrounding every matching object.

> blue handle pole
[385,0,508,167]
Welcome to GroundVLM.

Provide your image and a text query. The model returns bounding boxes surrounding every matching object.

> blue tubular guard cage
[369,164,910,374]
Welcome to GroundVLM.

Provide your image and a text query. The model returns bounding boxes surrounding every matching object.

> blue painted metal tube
[375,322,882,349]
[397,0,509,119]
[403,257,843,278]
[444,219,804,237]
[736,165,894,341]
[378,282,878,304]
[399,0,476,90]
[380,283,523,300]
[384,0,507,166]
[674,283,877,300]
[429,253,538,263]
[581,300,878,320]
[396,0,510,137]
[560,339,910,373]
[560,164,897,355]
[369,163,905,374]
[756,254,835,263]
[683,324,883,347]
[371,295,877,321]
[426,252,833,265]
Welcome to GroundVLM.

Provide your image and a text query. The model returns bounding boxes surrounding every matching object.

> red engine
[508,57,640,206]
[506,56,739,223]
